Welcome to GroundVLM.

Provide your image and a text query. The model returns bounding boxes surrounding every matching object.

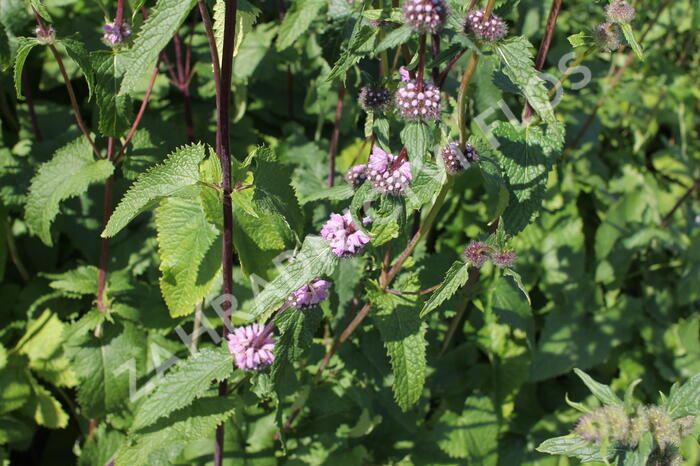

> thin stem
[547,47,595,98]
[417,34,426,91]
[523,0,562,120]
[661,178,700,227]
[115,0,125,28]
[96,138,115,313]
[387,283,441,296]
[483,0,496,18]
[437,48,466,89]
[22,69,43,141]
[191,302,204,352]
[327,85,346,187]
[214,0,237,463]
[114,64,159,163]
[6,228,30,283]
[456,53,478,147]
[430,33,440,84]
[197,0,222,121]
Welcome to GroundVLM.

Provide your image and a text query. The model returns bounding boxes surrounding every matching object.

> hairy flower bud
[492,250,517,268]
[605,1,636,24]
[102,22,132,45]
[395,79,442,121]
[359,86,391,113]
[288,278,331,310]
[647,406,678,449]
[594,22,622,52]
[367,146,412,195]
[440,142,480,175]
[35,25,56,45]
[346,164,368,188]
[464,241,489,268]
[402,0,448,34]
[320,212,371,257]
[227,324,276,371]
[463,9,508,42]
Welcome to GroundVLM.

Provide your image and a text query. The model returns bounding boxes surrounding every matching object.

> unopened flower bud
[395,79,441,121]
[402,0,448,34]
[594,22,622,52]
[35,25,56,45]
[288,278,332,310]
[463,9,508,42]
[492,250,517,268]
[440,142,480,175]
[605,1,636,24]
[346,165,368,188]
[464,241,489,268]
[359,86,391,113]
[102,22,131,46]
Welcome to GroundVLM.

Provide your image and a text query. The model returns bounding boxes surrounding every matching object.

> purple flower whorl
[359,86,391,113]
[594,22,622,52]
[395,79,442,121]
[102,22,132,45]
[288,278,332,310]
[346,164,368,188]
[35,25,56,44]
[402,0,448,33]
[464,241,489,268]
[227,324,276,371]
[440,142,480,175]
[367,146,412,196]
[463,9,508,42]
[320,212,371,257]
[605,1,636,24]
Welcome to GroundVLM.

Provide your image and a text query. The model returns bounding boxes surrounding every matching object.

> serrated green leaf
[375,24,412,53]
[0,356,32,414]
[573,368,623,406]
[43,266,99,296]
[400,121,432,165]
[119,0,197,94]
[406,158,444,211]
[115,397,236,466]
[64,318,147,418]
[94,50,132,137]
[155,191,221,317]
[666,372,700,418]
[369,282,426,411]
[103,143,206,237]
[28,376,68,429]
[25,137,114,246]
[250,236,338,321]
[420,261,470,318]
[276,0,326,51]
[435,394,498,462]
[536,435,607,462]
[327,12,374,83]
[568,32,588,48]
[300,184,354,205]
[28,0,51,21]
[620,23,644,60]
[131,348,233,431]
[60,38,94,100]
[213,0,260,64]
[13,37,39,99]
[369,196,404,246]
[502,268,530,305]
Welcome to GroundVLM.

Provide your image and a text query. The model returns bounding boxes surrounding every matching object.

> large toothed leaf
[573,368,623,406]
[131,348,233,431]
[28,376,69,429]
[25,137,114,246]
[102,143,206,237]
[435,394,499,462]
[276,0,327,51]
[369,278,426,411]
[155,191,221,317]
[13,37,39,99]
[620,23,644,60]
[420,261,470,318]
[666,372,700,418]
[93,50,132,137]
[536,435,608,462]
[115,397,237,466]
[60,38,95,100]
[119,0,197,94]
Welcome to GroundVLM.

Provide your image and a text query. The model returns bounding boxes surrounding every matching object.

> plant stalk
[327,85,345,187]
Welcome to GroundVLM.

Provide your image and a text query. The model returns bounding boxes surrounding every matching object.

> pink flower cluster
[320,212,371,257]
[463,9,508,42]
[227,324,276,371]
[395,79,442,121]
[464,241,516,268]
[440,142,480,175]
[102,22,131,45]
[288,278,332,310]
[367,146,412,195]
[345,165,368,188]
[402,0,448,34]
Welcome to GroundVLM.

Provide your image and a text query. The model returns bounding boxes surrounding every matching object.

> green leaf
[406,158,444,211]
[155,191,221,317]
[213,0,261,64]
[119,0,197,94]
[326,13,374,83]
[435,394,499,462]
[28,0,52,21]
[573,368,623,406]
[502,268,530,305]
[43,266,99,296]
[13,37,39,99]
[250,235,338,321]
[94,51,133,137]
[64,318,147,418]
[400,121,432,165]
[115,397,236,466]
[666,372,700,418]
[102,143,206,237]
[620,23,644,60]
[375,24,412,53]
[0,24,11,71]
[60,38,95,100]
[369,281,426,411]
[131,348,233,431]
[369,196,404,246]
[276,0,326,51]
[536,435,607,462]
[0,356,32,414]
[300,184,354,205]
[568,32,588,48]
[28,376,68,429]
[25,137,114,246]
[420,261,470,318]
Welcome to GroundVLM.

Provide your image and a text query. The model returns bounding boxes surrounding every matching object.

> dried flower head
[227,324,276,371]
[492,250,517,268]
[594,22,622,52]
[464,241,489,267]
[395,79,442,121]
[359,86,391,113]
[440,142,480,175]
[102,22,132,45]
[402,0,448,34]
[346,164,368,188]
[605,1,636,24]
[463,9,508,42]
[35,25,56,45]
[367,146,412,196]
[320,212,371,257]
[288,278,332,310]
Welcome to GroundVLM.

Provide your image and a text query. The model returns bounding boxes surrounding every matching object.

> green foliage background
[0,0,699,464]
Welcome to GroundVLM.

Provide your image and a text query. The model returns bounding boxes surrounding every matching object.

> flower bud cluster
[367,146,412,196]
[345,165,368,188]
[464,242,516,268]
[35,25,56,45]
[594,22,622,52]
[320,212,371,257]
[440,142,480,175]
[359,86,391,113]
[402,0,448,34]
[605,1,636,24]
[102,22,132,46]
[395,79,442,121]
[463,9,508,42]
[287,278,331,310]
